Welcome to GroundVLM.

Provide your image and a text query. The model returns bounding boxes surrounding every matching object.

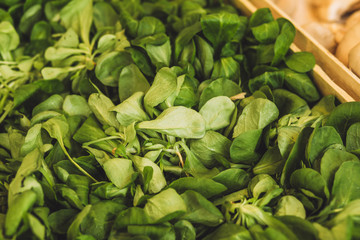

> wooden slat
[230,0,356,102]
[240,0,360,101]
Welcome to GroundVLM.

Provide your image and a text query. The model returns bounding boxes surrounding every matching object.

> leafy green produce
[1,1,359,239]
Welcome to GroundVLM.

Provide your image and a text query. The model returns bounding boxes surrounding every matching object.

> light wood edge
[230,0,356,103]
[245,0,360,101]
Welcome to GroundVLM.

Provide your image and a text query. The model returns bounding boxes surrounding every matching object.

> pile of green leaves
[1,0,360,239]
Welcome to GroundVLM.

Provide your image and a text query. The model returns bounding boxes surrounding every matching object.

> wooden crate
[230,0,357,103]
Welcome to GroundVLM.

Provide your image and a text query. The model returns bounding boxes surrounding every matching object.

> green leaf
[175,22,202,62]
[112,92,149,126]
[211,57,240,82]
[174,75,198,108]
[249,8,274,28]
[276,216,319,240]
[272,18,296,66]
[113,207,153,229]
[248,71,284,93]
[253,147,285,175]
[20,124,43,157]
[177,141,219,178]
[277,126,302,159]
[144,67,177,112]
[60,0,93,47]
[199,96,235,130]
[118,64,150,102]
[230,129,262,164]
[103,158,136,189]
[8,148,42,205]
[32,94,64,116]
[201,12,241,52]
[199,78,241,109]
[137,106,206,139]
[281,127,313,187]
[180,190,224,226]
[174,220,196,240]
[66,174,91,206]
[325,102,360,140]
[251,20,279,44]
[19,4,42,34]
[284,52,316,73]
[195,35,214,79]
[169,177,227,199]
[273,89,309,117]
[233,98,279,138]
[346,122,360,155]
[80,201,126,240]
[43,116,97,182]
[95,51,132,87]
[131,155,166,194]
[49,209,79,234]
[73,115,117,153]
[93,2,118,30]
[275,195,306,219]
[88,93,120,129]
[320,149,359,190]
[127,224,176,240]
[63,95,91,118]
[212,169,250,191]
[190,130,231,168]
[56,184,84,210]
[331,161,360,208]
[67,205,92,240]
[144,188,187,223]
[0,21,19,61]
[283,68,320,102]
[290,168,329,201]
[13,83,40,109]
[307,126,343,165]
[203,224,252,240]
[5,190,37,237]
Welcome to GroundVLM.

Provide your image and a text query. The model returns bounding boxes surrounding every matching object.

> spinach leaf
[60,0,93,47]
[144,188,187,223]
[331,161,360,208]
[95,51,132,87]
[248,71,284,93]
[320,149,359,190]
[131,155,166,194]
[325,102,360,139]
[346,122,360,155]
[201,12,241,53]
[251,20,279,44]
[199,96,235,130]
[137,106,206,139]
[118,63,151,102]
[199,78,242,109]
[284,52,316,73]
[112,92,149,126]
[290,168,330,202]
[230,129,262,164]
[211,57,240,82]
[282,68,320,102]
[271,18,295,66]
[306,126,343,165]
[169,177,227,199]
[233,98,279,138]
[180,190,224,226]
[190,130,231,168]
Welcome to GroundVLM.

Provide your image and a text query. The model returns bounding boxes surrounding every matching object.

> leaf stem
[0,101,13,125]
[60,143,98,183]
[82,135,123,146]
